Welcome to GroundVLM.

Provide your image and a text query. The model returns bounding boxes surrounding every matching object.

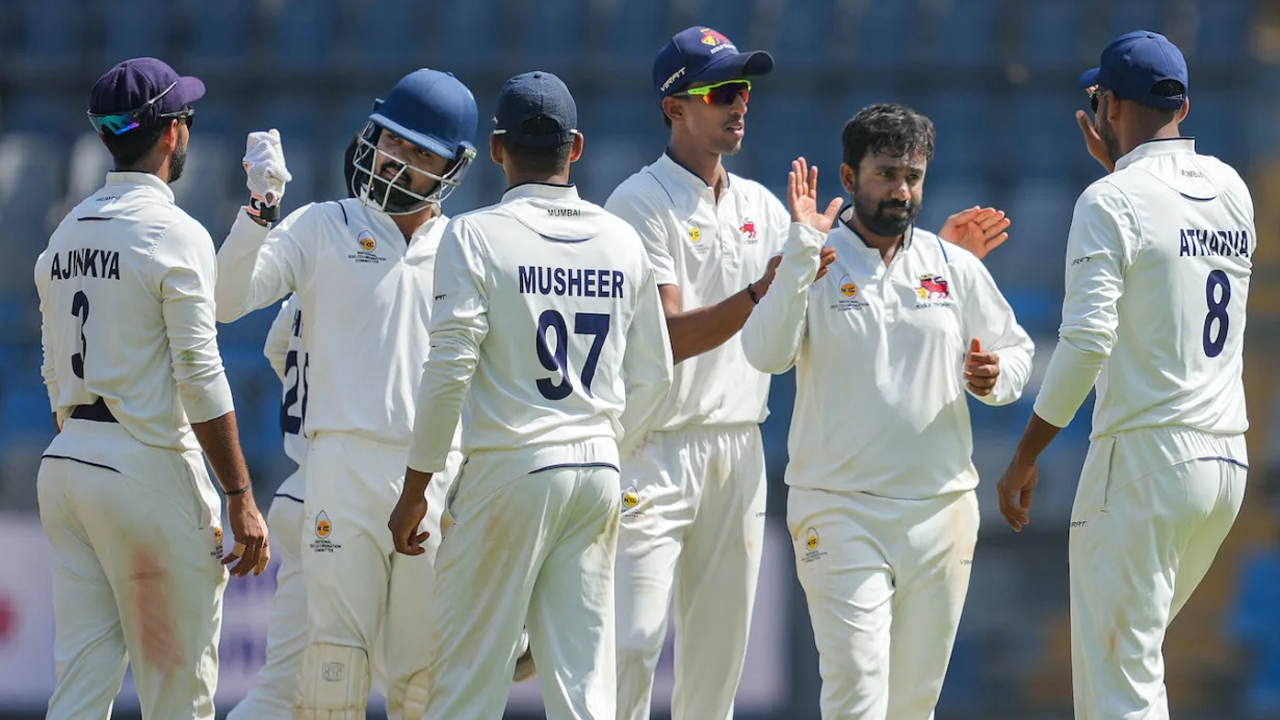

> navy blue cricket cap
[1078,30,1188,110]
[653,27,774,103]
[88,57,205,135]
[492,71,578,148]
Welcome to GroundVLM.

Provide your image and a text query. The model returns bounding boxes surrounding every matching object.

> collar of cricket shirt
[503,181,580,202]
[105,170,176,203]
[1114,136,1196,172]
[653,150,730,196]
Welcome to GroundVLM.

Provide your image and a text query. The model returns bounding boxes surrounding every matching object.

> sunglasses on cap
[675,79,751,106]
[87,82,196,135]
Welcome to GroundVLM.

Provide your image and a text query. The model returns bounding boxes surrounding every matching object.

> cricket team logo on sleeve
[310,510,341,553]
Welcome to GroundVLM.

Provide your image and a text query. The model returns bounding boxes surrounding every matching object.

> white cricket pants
[227,466,395,720]
[37,419,228,720]
[420,444,621,720]
[1069,438,1246,720]
[227,482,308,720]
[299,433,454,720]
[614,424,767,720]
[788,486,979,720]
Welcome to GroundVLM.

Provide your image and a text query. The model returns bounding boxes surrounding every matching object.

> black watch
[746,283,760,305]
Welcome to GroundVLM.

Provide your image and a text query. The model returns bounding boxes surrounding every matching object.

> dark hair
[841,103,936,170]
[502,137,573,175]
[101,122,167,168]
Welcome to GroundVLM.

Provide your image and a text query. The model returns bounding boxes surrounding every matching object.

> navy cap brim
[172,76,206,108]
[370,112,459,160]
[1078,68,1101,89]
[689,50,774,87]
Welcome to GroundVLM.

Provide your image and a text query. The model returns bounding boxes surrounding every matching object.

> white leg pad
[401,668,430,720]
[294,643,371,720]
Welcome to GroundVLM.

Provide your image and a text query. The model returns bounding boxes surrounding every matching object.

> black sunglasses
[1089,87,1105,114]
[162,107,195,130]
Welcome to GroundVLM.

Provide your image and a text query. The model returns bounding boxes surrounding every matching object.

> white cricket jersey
[263,294,307,499]
[742,212,1035,498]
[1034,138,1253,469]
[36,172,234,452]
[216,199,448,447]
[605,152,790,431]
[406,182,673,475]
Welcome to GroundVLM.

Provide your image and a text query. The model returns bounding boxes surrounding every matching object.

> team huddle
[34,24,1253,720]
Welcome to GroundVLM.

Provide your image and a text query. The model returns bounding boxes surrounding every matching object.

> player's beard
[169,139,188,184]
[853,191,920,238]
[369,160,427,213]
[1098,112,1122,166]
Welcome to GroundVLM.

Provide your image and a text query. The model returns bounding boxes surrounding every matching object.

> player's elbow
[1058,325,1114,360]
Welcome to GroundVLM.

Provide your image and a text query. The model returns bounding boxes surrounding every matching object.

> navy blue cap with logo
[652,26,774,103]
[492,71,578,148]
[87,57,205,135]
[1078,30,1188,110]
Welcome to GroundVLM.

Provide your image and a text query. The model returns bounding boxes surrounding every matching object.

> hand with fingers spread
[996,455,1038,533]
[223,491,270,577]
[787,157,840,282]
[939,206,1012,260]
[1076,88,1115,173]
[963,337,1000,397]
[389,467,432,556]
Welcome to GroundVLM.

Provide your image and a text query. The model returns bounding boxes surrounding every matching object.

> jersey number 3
[70,291,90,379]
[1202,270,1230,358]
[536,310,611,400]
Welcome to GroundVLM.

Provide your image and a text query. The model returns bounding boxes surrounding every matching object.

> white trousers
[614,425,767,720]
[420,447,621,720]
[788,486,979,720]
[298,433,454,720]
[1069,448,1245,720]
[38,420,228,720]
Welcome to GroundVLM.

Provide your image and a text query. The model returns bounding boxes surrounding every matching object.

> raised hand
[939,206,1011,260]
[788,157,842,233]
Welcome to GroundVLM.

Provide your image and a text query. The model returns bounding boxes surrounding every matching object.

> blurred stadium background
[0,0,1278,718]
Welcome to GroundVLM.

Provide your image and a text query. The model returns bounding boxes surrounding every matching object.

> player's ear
[160,119,180,152]
[840,162,856,196]
[661,96,684,126]
[568,131,584,164]
[489,134,504,166]
[1177,97,1190,124]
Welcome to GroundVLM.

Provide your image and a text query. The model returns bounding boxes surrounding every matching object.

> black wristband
[746,283,760,305]
[224,483,251,496]
[248,196,280,222]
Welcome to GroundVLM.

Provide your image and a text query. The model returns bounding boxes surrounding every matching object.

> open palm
[788,157,842,233]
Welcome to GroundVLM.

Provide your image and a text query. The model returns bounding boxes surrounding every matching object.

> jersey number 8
[1202,270,1230,358]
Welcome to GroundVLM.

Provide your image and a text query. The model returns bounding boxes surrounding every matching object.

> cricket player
[742,105,1034,719]
[996,31,1254,720]
[35,57,269,720]
[226,294,318,719]
[604,27,1015,720]
[215,68,477,720]
[388,70,674,720]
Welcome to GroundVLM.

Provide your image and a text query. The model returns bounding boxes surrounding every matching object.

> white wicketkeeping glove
[243,129,293,222]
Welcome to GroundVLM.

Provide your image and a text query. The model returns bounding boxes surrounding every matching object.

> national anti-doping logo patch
[315,511,331,539]
[688,226,702,243]
[358,232,376,252]
[832,274,868,312]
